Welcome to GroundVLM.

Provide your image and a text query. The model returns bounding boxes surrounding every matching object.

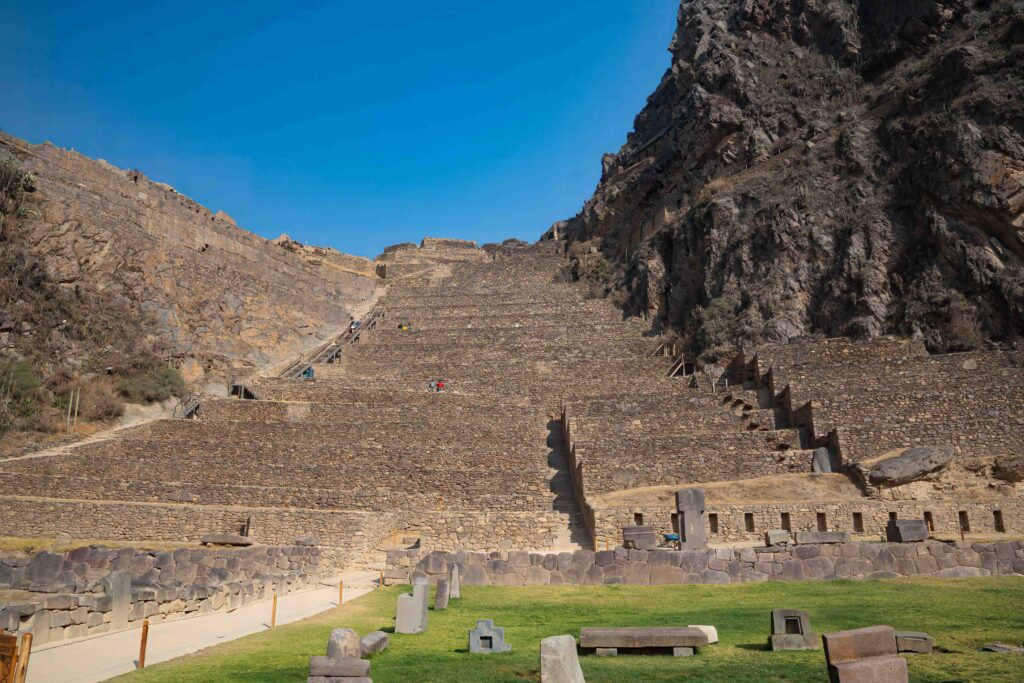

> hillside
[0,132,378,441]
[551,0,1024,362]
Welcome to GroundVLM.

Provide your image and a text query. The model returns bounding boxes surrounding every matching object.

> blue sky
[0,1,678,258]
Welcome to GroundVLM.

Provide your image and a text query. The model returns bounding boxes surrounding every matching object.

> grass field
[119,577,1024,682]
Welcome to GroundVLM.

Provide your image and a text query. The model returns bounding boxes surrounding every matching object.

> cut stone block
[540,634,585,683]
[673,647,694,657]
[434,577,450,611]
[765,530,793,547]
[688,625,718,644]
[580,627,709,649]
[308,656,370,677]
[621,526,657,551]
[595,648,617,657]
[894,630,933,654]
[449,564,461,599]
[360,631,390,656]
[675,488,708,550]
[823,625,898,663]
[326,628,362,660]
[469,619,511,653]
[829,655,908,683]
[200,533,252,547]
[769,609,818,651]
[395,581,428,635]
[307,678,372,683]
[795,531,851,545]
[886,520,928,543]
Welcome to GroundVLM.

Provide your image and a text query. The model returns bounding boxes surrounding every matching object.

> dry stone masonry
[0,240,1021,577]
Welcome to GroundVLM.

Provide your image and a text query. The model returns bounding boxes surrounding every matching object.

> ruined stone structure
[0,241,1020,570]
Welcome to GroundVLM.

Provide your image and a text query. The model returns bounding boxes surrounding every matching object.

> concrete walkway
[26,572,378,683]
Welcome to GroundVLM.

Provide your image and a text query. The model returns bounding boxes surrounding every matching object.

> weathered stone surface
[449,564,461,599]
[395,582,428,635]
[894,631,933,654]
[992,456,1024,483]
[580,627,709,649]
[868,447,954,487]
[795,532,850,545]
[540,634,585,683]
[770,609,818,651]
[360,630,390,656]
[434,577,450,610]
[199,533,252,547]
[309,656,370,677]
[823,625,898,663]
[469,619,511,653]
[326,628,362,660]
[675,488,708,550]
[688,625,718,644]
[829,655,908,683]
[886,520,928,543]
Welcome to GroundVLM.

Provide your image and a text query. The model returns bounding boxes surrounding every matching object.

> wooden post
[138,618,149,669]
[14,632,31,683]
[65,392,73,434]
[379,569,384,590]
[338,579,344,606]
[270,592,278,629]
[71,388,81,435]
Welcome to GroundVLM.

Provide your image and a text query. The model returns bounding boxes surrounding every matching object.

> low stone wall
[0,544,319,647]
[0,496,392,572]
[589,499,1024,548]
[385,540,1024,587]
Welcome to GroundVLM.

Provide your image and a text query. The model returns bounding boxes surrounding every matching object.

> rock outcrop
[552,0,1024,361]
[868,446,955,488]
[0,133,378,384]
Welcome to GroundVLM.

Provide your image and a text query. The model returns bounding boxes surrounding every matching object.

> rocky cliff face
[0,133,378,385]
[552,0,1024,361]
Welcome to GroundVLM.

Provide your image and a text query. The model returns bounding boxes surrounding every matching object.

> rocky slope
[551,0,1024,361]
[0,133,379,388]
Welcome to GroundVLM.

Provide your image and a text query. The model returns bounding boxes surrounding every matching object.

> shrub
[0,361,45,435]
[118,366,186,403]
[80,379,125,420]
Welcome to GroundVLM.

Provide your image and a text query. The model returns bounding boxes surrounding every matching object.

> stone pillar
[675,488,708,550]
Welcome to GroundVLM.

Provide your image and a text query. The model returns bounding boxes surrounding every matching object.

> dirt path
[25,570,378,683]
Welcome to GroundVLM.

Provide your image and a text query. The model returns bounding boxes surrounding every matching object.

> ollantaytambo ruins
[1,1,1023,681]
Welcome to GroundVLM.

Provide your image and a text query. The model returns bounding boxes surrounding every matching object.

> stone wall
[0,544,318,646]
[589,499,1024,549]
[0,496,391,571]
[385,540,1024,587]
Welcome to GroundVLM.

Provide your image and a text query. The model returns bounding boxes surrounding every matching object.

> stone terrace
[1,240,1021,568]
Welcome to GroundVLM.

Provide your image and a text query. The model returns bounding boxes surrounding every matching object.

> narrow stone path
[25,571,377,683]
[547,418,592,551]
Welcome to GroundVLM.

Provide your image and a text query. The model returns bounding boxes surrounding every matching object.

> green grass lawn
[119,577,1024,682]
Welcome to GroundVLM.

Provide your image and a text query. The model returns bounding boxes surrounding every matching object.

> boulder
[326,628,362,660]
[868,446,954,487]
[361,630,390,655]
[308,656,370,677]
[993,456,1024,483]
[540,635,586,683]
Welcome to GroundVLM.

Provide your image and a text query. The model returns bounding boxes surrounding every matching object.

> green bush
[118,367,186,403]
[0,361,44,435]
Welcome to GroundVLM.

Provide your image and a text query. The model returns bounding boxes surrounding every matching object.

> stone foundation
[385,540,1024,586]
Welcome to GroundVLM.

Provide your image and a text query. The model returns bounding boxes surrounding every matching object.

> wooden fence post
[138,619,150,669]
[14,632,31,683]
[379,569,384,590]
[338,579,344,606]
[270,592,278,629]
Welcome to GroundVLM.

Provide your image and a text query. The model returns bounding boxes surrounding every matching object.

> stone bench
[579,626,709,656]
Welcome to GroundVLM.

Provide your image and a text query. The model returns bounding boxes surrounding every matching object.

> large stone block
[823,625,898,663]
[580,627,709,649]
[894,631,933,654]
[769,609,818,651]
[308,656,370,677]
[885,520,928,543]
[449,564,461,599]
[361,630,390,656]
[675,488,708,550]
[794,532,850,545]
[469,619,511,653]
[326,628,362,660]
[434,577,450,610]
[540,635,585,683]
[829,655,908,683]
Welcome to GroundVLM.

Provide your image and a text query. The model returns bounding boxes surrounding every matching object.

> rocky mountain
[0,133,379,389]
[550,0,1024,362]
